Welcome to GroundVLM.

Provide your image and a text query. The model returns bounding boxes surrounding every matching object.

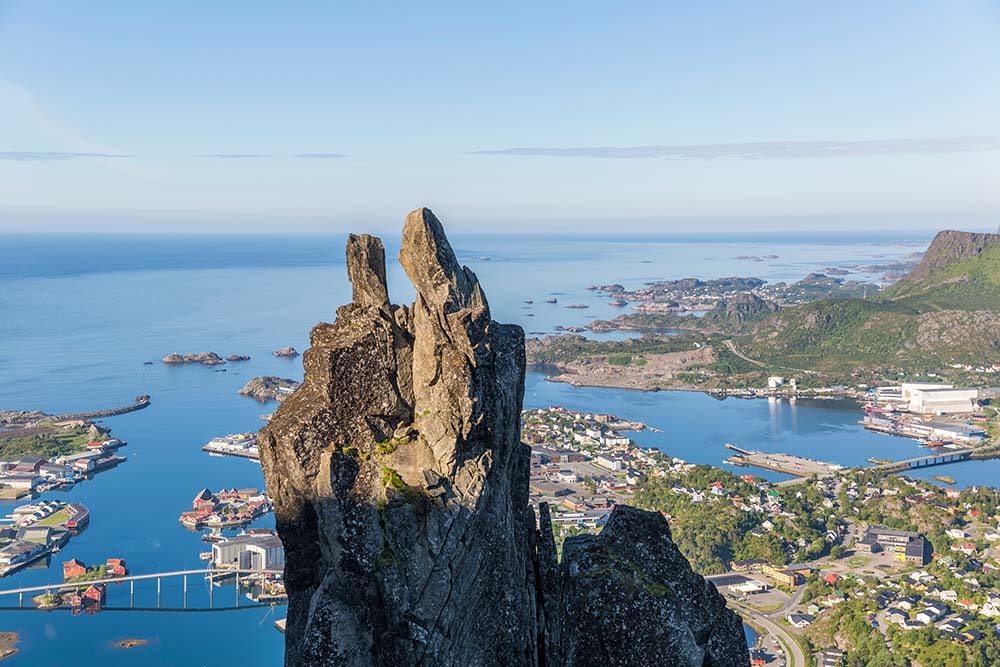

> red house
[63,558,87,580]
[824,573,841,586]
[192,488,217,511]
[105,558,127,577]
[83,583,105,605]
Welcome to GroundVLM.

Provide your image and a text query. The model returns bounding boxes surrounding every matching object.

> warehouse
[901,384,979,415]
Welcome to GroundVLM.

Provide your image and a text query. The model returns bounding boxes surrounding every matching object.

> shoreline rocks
[273,346,299,358]
[238,377,300,402]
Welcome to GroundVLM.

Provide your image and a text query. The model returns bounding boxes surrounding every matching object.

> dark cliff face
[258,208,749,667]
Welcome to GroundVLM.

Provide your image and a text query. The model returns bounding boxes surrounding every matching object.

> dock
[201,444,260,461]
[724,443,844,479]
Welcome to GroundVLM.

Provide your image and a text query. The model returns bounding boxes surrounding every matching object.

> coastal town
[518,375,1000,665]
[1,344,999,664]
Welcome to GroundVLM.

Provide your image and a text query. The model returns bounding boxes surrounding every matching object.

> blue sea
[1,229,984,665]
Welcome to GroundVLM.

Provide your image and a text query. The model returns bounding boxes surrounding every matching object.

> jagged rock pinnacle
[346,233,389,308]
[258,208,749,667]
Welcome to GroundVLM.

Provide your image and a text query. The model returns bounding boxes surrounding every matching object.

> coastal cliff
[258,208,748,666]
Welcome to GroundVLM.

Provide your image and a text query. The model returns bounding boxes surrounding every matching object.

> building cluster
[179,487,272,529]
[62,556,127,582]
[949,362,1000,375]
[0,500,89,575]
[0,438,125,496]
[523,407,665,529]
[861,413,987,445]
[880,576,986,643]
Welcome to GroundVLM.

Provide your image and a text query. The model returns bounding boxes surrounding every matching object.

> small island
[162,352,225,366]
[0,632,18,660]
[114,639,149,649]
[238,376,300,402]
[226,354,251,362]
[273,346,299,358]
[179,487,271,529]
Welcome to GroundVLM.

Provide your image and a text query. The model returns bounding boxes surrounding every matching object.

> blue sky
[1,1,999,233]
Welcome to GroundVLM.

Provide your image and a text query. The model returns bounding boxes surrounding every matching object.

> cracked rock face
[259,208,749,667]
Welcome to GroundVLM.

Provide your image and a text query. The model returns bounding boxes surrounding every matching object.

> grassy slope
[0,425,93,459]
[737,234,1000,377]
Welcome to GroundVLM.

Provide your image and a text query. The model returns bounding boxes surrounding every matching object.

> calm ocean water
[2,229,985,665]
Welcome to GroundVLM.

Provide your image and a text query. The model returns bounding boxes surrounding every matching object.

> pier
[724,443,843,479]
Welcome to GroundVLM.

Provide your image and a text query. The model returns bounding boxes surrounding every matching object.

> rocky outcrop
[238,376,300,402]
[711,292,779,324]
[556,507,748,667]
[258,208,748,667]
[226,354,251,362]
[162,351,225,365]
[895,229,1000,287]
[273,346,300,358]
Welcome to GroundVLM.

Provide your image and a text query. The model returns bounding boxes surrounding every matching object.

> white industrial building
[212,533,284,571]
[901,383,979,415]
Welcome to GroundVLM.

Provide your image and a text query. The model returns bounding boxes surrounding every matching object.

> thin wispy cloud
[194,152,349,159]
[294,152,348,159]
[470,136,1000,160]
[195,153,274,159]
[0,151,132,161]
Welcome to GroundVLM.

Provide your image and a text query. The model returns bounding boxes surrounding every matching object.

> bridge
[0,568,285,611]
[868,448,975,473]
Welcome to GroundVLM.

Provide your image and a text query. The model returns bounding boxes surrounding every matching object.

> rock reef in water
[258,208,748,667]
[273,346,300,358]
[161,351,225,365]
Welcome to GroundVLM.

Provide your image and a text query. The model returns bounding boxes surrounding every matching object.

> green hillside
[736,230,1000,380]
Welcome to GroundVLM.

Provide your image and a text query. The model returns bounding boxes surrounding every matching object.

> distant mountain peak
[891,229,1000,292]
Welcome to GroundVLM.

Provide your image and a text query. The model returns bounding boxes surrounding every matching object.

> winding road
[731,599,806,667]
[722,339,820,376]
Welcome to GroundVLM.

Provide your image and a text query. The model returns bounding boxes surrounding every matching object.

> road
[732,599,806,667]
[722,339,820,376]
